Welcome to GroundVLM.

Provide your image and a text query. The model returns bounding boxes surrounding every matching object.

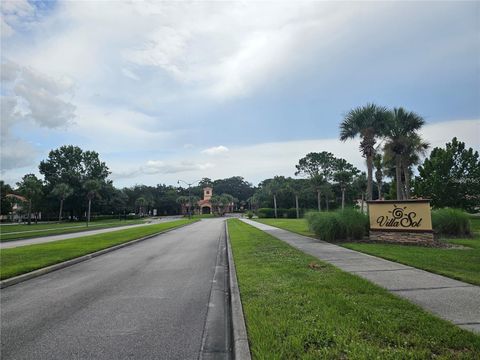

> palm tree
[135,196,147,216]
[373,154,383,199]
[401,133,429,199]
[340,103,390,200]
[383,107,425,200]
[310,174,324,211]
[264,178,283,218]
[51,183,73,222]
[83,179,101,226]
[176,196,190,215]
[334,171,353,210]
[287,180,303,219]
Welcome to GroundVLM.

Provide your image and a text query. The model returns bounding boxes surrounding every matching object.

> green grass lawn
[0,219,196,280]
[228,219,480,359]
[0,219,146,242]
[255,218,480,286]
[255,218,314,237]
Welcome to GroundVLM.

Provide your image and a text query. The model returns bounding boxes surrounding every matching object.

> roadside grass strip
[255,218,480,286]
[0,219,196,280]
[0,219,146,242]
[228,219,480,359]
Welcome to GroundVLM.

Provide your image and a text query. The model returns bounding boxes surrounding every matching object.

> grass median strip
[255,218,480,286]
[228,219,480,358]
[0,219,146,242]
[0,219,196,280]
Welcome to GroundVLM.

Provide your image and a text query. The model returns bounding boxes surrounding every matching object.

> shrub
[306,209,367,241]
[432,208,471,237]
[256,208,301,218]
[257,208,275,218]
[337,209,368,240]
[246,211,254,219]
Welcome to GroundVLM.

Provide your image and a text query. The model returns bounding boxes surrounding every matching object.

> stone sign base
[369,230,436,246]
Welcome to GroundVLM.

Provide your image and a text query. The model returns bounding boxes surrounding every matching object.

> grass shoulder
[0,219,147,242]
[227,219,479,358]
[0,219,196,280]
[254,217,480,286]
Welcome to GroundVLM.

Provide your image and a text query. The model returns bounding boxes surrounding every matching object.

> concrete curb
[1,221,197,289]
[225,221,252,360]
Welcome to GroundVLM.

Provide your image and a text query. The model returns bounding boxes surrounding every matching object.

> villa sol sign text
[368,200,433,232]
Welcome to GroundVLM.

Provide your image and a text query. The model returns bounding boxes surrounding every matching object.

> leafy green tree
[16,174,43,224]
[295,152,338,211]
[383,107,426,200]
[39,145,110,218]
[0,181,14,216]
[83,179,101,226]
[340,103,390,200]
[414,138,480,212]
[51,183,73,222]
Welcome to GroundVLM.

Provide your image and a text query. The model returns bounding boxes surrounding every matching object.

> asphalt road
[1,216,184,249]
[1,218,230,359]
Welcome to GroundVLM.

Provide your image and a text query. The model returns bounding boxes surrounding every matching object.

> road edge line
[225,220,252,360]
[0,221,197,289]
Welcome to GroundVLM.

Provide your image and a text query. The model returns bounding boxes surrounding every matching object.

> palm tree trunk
[377,182,382,200]
[403,164,411,199]
[317,190,321,212]
[87,199,92,227]
[273,194,278,218]
[295,195,299,219]
[58,199,64,222]
[366,154,373,200]
[395,155,403,200]
[27,200,32,225]
[325,194,329,211]
[341,188,345,210]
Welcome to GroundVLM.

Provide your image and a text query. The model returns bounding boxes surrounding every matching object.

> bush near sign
[367,200,434,245]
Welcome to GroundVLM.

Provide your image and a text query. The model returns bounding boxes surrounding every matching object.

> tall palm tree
[264,178,283,218]
[310,174,325,211]
[334,171,353,210]
[83,179,101,226]
[383,107,425,200]
[51,183,73,222]
[340,103,390,200]
[176,196,190,215]
[373,154,383,199]
[401,133,429,199]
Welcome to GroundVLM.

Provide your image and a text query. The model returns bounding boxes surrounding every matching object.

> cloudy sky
[1,0,479,188]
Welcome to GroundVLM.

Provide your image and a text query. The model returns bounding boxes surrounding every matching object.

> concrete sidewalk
[241,219,480,334]
[1,216,183,249]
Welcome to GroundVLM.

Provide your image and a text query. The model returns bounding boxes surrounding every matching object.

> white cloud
[1,60,76,129]
[109,119,479,187]
[111,159,214,180]
[121,68,140,81]
[201,145,229,155]
[0,136,36,170]
[0,0,36,38]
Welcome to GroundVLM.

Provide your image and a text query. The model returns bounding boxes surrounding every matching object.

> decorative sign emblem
[368,200,432,232]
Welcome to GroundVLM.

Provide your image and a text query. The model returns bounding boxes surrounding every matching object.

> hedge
[306,209,368,241]
[256,208,302,219]
[432,208,471,237]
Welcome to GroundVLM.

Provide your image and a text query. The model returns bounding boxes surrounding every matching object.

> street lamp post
[177,179,201,219]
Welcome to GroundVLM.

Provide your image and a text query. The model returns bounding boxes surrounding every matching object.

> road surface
[1,218,231,359]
